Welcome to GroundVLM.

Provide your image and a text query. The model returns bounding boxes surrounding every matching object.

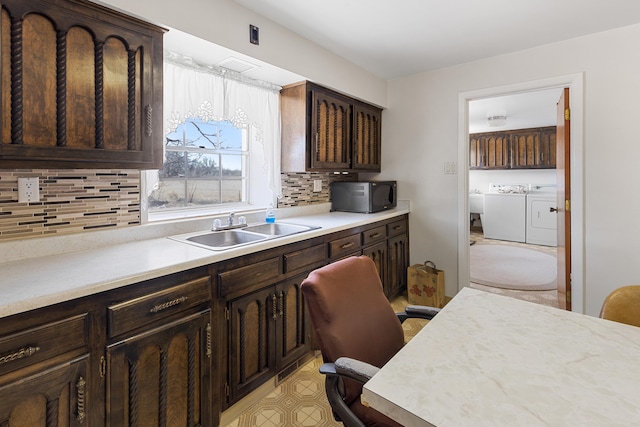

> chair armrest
[396,304,441,323]
[319,358,374,427]
[320,357,380,384]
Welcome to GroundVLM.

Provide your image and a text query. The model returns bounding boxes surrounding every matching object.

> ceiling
[165,1,640,131]
[469,88,563,134]
[233,0,640,80]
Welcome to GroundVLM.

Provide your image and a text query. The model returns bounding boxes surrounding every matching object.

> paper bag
[407,261,445,308]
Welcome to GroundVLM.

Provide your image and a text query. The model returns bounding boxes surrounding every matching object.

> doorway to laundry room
[467,88,563,308]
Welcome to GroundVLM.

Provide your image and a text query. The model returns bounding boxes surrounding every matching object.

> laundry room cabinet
[470,126,556,170]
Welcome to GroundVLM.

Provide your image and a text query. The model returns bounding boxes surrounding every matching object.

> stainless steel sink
[169,222,320,251]
[186,230,266,248]
[242,222,318,236]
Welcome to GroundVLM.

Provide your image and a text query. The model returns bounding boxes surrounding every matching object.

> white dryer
[526,185,557,246]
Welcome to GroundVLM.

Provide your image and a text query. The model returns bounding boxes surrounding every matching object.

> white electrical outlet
[18,177,40,203]
[313,179,322,192]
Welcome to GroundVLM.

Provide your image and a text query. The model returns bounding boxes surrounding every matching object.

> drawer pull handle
[393,225,402,230]
[150,296,188,313]
[340,242,354,249]
[0,346,40,365]
[76,376,86,422]
[369,232,382,239]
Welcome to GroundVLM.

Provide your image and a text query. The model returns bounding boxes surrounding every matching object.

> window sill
[147,203,260,223]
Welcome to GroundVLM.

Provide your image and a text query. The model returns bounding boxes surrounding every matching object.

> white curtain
[158,51,282,199]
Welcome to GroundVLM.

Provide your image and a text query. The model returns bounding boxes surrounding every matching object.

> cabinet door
[510,127,556,169]
[363,241,389,296]
[510,131,539,168]
[0,354,89,427]
[310,89,351,170]
[536,127,557,168]
[388,234,409,299]
[274,275,309,371]
[469,134,484,169]
[352,103,381,171]
[0,0,163,169]
[106,309,211,427]
[227,287,275,405]
[469,133,510,169]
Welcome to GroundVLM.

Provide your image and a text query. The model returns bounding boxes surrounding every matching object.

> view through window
[148,118,248,209]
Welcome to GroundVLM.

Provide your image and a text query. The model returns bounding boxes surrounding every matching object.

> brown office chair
[599,285,640,327]
[301,256,440,427]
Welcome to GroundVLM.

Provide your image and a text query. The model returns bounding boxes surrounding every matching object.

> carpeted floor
[223,295,428,427]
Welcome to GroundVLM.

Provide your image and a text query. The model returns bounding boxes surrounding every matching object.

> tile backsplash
[0,170,140,240]
[0,169,354,242]
[278,172,356,207]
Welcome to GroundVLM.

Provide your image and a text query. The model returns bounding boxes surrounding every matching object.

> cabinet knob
[550,207,559,213]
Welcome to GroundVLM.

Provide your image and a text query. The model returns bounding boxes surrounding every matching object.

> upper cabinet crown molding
[0,0,165,169]
[280,81,382,173]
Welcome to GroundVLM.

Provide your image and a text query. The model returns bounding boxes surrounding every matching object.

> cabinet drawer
[218,257,280,297]
[0,314,88,375]
[108,276,211,338]
[284,244,326,274]
[387,219,407,236]
[362,225,387,245]
[329,234,362,259]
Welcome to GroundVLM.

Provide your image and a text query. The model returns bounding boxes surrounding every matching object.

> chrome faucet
[212,212,247,231]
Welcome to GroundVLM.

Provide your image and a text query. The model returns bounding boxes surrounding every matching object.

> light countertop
[363,287,640,426]
[0,202,409,319]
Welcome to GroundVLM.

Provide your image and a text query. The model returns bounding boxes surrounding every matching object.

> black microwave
[330,181,397,213]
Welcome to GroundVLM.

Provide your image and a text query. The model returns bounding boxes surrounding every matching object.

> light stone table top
[363,287,640,427]
[0,203,409,319]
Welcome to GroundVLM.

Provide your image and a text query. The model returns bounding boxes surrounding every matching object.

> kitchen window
[143,51,282,222]
[148,119,248,209]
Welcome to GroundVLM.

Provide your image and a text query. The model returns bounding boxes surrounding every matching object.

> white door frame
[457,73,585,313]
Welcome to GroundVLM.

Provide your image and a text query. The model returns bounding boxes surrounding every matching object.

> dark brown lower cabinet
[106,309,211,427]
[388,233,409,299]
[0,214,410,427]
[0,354,89,427]
[363,241,389,292]
[226,274,309,406]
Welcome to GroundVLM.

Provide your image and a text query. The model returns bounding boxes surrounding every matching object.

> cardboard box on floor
[407,261,445,308]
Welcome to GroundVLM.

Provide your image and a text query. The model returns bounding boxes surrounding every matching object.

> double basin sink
[169,222,320,251]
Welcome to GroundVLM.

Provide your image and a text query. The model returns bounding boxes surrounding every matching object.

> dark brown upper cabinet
[0,0,165,169]
[469,126,556,170]
[281,81,382,173]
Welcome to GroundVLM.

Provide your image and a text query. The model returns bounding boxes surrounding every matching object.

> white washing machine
[526,185,557,246]
[483,184,527,243]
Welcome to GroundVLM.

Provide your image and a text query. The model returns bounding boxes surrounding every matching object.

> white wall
[96,0,387,107]
[469,169,556,194]
[385,23,640,316]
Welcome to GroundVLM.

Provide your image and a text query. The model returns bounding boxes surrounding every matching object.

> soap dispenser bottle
[265,203,276,223]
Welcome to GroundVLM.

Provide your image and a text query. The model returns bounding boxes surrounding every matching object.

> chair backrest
[599,285,640,327]
[301,256,405,406]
